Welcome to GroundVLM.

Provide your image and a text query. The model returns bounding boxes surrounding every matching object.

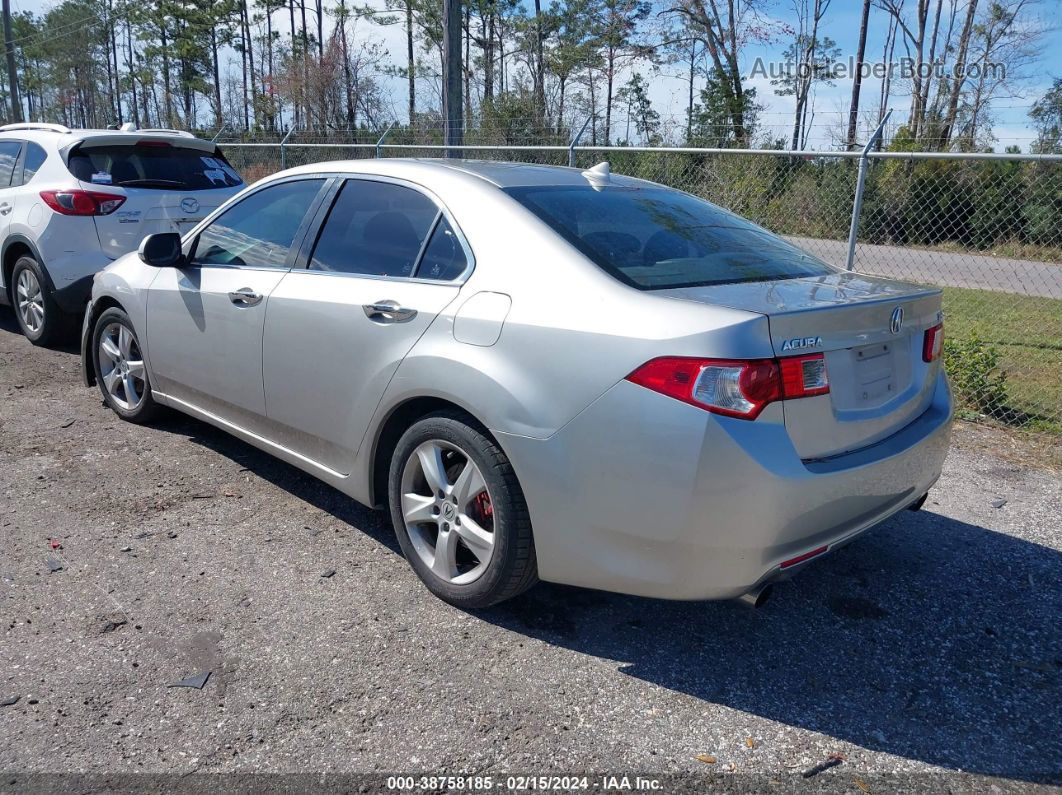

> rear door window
[67,143,243,191]
[417,216,468,280]
[20,142,47,184]
[505,185,835,290]
[308,179,438,278]
[0,141,22,186]
[190,179,326,268]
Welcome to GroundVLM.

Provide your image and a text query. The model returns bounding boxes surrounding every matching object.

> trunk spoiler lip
[656,274,942,318]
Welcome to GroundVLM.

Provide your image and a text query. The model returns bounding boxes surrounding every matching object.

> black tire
[91,307,163,424]
[10,256,71,346]
[388,411,538,608]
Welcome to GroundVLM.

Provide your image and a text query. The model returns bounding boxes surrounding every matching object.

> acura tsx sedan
[80,158,952,608]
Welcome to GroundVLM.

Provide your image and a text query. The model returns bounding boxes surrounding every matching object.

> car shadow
[6,318,1057,783]
[0,305,81,354]
[164,412,1060,782]
[151,412,402,556]
[487,511,1061,783]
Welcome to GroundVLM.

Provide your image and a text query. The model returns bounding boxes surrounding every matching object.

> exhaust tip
[737,583,774,609]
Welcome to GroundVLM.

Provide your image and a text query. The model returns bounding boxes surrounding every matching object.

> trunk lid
[88,185,240,259]
[659,272,945,459]
[64,138,244,259]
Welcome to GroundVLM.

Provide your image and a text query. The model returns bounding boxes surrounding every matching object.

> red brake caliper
[472,492,494,527]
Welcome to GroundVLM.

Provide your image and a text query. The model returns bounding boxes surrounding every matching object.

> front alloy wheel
[91,306,162,424]
[97,322,147,411]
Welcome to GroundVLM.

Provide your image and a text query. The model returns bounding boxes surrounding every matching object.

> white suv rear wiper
[115,178,189,188]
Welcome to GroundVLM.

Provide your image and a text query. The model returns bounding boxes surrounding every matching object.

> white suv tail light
[40,189,126,216]
[626,354,830,420]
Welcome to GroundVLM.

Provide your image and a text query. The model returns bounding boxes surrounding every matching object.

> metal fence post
[375,121,395,159]
[279,126,295,171]
[845,109,891,271]
[568,116,593,168]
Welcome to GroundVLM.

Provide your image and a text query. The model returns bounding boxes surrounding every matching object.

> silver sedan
[80,159,952,608]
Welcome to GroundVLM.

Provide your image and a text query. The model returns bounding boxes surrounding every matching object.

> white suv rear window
[67,144,243,191]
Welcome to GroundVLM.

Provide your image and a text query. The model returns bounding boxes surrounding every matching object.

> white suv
[0,122,244,344]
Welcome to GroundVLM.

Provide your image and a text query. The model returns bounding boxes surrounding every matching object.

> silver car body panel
[83,158,953,600]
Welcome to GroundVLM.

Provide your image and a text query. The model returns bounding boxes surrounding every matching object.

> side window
[190,179,325,267]
[309,179,437,277]
[21,143,48,184]
[416,216,468,280]
[0,141,22,186]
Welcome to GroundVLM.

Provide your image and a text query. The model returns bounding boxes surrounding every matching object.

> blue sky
[11,0,1061,149]
[647,0,1061,150]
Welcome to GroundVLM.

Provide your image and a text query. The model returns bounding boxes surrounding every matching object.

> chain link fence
[219,132,1062,435]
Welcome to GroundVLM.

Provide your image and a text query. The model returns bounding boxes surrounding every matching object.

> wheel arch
[81,295,128,387]
[368,396,507,509]
[2,235,46,304]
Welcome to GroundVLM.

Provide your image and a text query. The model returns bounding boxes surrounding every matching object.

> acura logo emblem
[890,306,904,335]
[180,197,200,214]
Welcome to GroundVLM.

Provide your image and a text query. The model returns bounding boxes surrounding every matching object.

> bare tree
[875,0,931,139]
[846,0,871,149]
[667,0,779,145]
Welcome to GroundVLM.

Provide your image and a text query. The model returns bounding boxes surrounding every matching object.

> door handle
[363,300,417,323]
[228,288,263,306]
[0,202,11,215]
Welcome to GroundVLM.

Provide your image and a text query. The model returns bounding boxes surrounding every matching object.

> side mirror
[138,232,185,267]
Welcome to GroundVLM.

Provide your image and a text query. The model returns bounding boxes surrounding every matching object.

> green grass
[941,286,1062,434]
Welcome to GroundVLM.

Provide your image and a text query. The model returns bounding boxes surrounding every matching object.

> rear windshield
[67,144,243,191]
[504,185,835,290]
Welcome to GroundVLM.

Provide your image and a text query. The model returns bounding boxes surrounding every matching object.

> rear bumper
[498,372,953,600]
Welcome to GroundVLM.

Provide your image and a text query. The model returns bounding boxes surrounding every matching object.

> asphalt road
[0,310,1059,791]
[787,236,1062,299]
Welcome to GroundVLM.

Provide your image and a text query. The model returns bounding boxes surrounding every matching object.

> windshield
[505,185,835,290]
[68,144,243,191]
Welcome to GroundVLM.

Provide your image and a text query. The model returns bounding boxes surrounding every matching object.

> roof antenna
[581,161,611,189]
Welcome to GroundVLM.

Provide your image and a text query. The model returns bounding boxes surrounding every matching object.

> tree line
[0,0,1052,152]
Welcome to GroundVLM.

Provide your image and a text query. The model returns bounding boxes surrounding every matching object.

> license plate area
[852,342,898,405]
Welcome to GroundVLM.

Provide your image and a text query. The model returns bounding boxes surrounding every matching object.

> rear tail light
[626,353,829,420]
[779,353,830,397]
[923,322,944,362]
[40,189,125,216]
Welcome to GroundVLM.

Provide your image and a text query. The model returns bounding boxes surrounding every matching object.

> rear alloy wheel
[92,307,162,424]
[11,256,67,346]
[401,439,497,585]
[389,413,537,608]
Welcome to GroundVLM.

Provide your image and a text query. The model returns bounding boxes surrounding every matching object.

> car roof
[0,124,211,149]
[283,157,650,190]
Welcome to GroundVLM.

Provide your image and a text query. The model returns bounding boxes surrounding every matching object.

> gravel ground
[0,309,1059,792]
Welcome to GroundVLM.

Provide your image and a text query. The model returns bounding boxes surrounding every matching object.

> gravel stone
[0,313,1058,787]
